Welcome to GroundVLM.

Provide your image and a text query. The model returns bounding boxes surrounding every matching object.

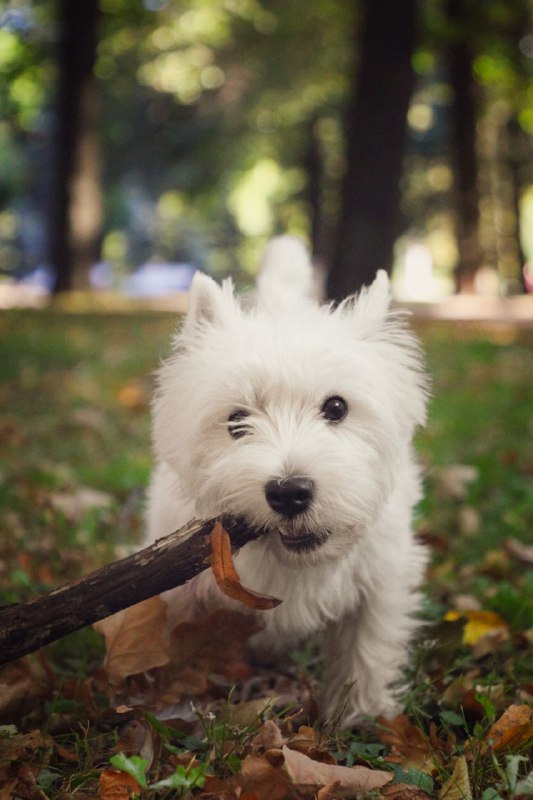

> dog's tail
[256,235,316,312]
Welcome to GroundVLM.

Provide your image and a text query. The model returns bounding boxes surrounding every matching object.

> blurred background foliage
[0,0,531,298]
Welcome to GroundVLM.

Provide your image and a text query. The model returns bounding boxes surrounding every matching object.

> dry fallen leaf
[115,379,147,411]
[0,658,52,723]
[376,715,434,772]
[150,609,261,705]
[98,767,142,799]
[114,718,155,767]
[211,521,282,610]
[443,609,509,647]
[439,755,472,800]
[317,781,342,799]
[380,785,432,799]
[434,465,478,500]
[94,596,170,686]
[441,671,478,710]
[50,486,113,521]
[282,744,393,794]
[285,725,336,765]
[239,753,294,800]
[505,537,533,566]
[252,720,287,752]
[223,697,278,728]
[482,704,533,753]
[289,724,321,750]
[0,729,54,769]
[0,779,18,800]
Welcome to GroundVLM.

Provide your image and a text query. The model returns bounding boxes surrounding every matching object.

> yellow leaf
[443,610,509,646]
[439,755,472,800]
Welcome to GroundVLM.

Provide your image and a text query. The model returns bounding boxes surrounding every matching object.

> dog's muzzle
[276,528,325,553]
[264,475,326,552]
[265,475,314,518]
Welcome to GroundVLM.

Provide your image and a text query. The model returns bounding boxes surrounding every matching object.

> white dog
[145,236,428,726]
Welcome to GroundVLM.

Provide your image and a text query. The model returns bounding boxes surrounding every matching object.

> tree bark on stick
[0,516,260,667]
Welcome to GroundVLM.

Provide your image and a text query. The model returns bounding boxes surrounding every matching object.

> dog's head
[153,270,428,561]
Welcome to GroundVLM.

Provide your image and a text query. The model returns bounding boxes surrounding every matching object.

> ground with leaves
[0,309,532,799]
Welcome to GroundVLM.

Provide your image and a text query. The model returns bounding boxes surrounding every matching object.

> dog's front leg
[320,587,419,726]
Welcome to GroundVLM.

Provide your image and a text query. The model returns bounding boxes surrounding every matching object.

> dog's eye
[321,396,348,423]
[227,409,250,439]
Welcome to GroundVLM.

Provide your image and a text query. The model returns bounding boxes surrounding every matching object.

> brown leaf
[281,745,392,795]
[211,521,282,610]
[98,767,142,799]
[202,773,240,799]
[0,729,54,766]
[504,537,533,566]
[252,720,287,751]
[0,658,52,723]
[441,672,478,709]
[286,725,335,765]
[50,486,113,521]
[10,765,46,799]
[239,753,294,800]
[376,715,434,771]
[289,725,320,751]
[115,379,147,411]
[434,465,478,500]
[0,780,18,800]
[224,697,278,727]
[317,781,342,799]
[482,704,533,753]
[114,718,155,767]
[94,596,170,686]
[152,610,261,704]
[380,785,432,799]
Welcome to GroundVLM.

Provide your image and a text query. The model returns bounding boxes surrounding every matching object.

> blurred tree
[446,0,481,293]
[0,2,54,277]
[326,0,417,299]
[93,0,351,279]
[477,0,532,293]
[49,0,102,293]
[0,0,531,293]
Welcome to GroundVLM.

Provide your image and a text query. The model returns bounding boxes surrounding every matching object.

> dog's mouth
[276,526,327,553]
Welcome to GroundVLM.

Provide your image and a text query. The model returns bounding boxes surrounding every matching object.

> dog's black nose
[265,476,315,517]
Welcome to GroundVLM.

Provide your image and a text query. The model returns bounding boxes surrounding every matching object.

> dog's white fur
[145,236,429,726]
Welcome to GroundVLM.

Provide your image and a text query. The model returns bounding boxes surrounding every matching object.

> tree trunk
[506,118,528,293]
[447,0,482,293]
[326,0,417,300]
[0,516,262,666]
[50,0,102,294]
[305,117,324,262]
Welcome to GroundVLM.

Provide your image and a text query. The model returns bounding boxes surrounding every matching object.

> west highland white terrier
[145,236,429,726]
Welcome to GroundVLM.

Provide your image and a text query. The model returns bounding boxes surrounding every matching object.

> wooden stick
[0,515,261,666]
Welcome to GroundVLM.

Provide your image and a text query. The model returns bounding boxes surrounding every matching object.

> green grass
[0,310,532,798]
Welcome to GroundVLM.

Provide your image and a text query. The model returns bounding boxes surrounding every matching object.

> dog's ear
[339,270,392,337]
[182,272,234,335]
